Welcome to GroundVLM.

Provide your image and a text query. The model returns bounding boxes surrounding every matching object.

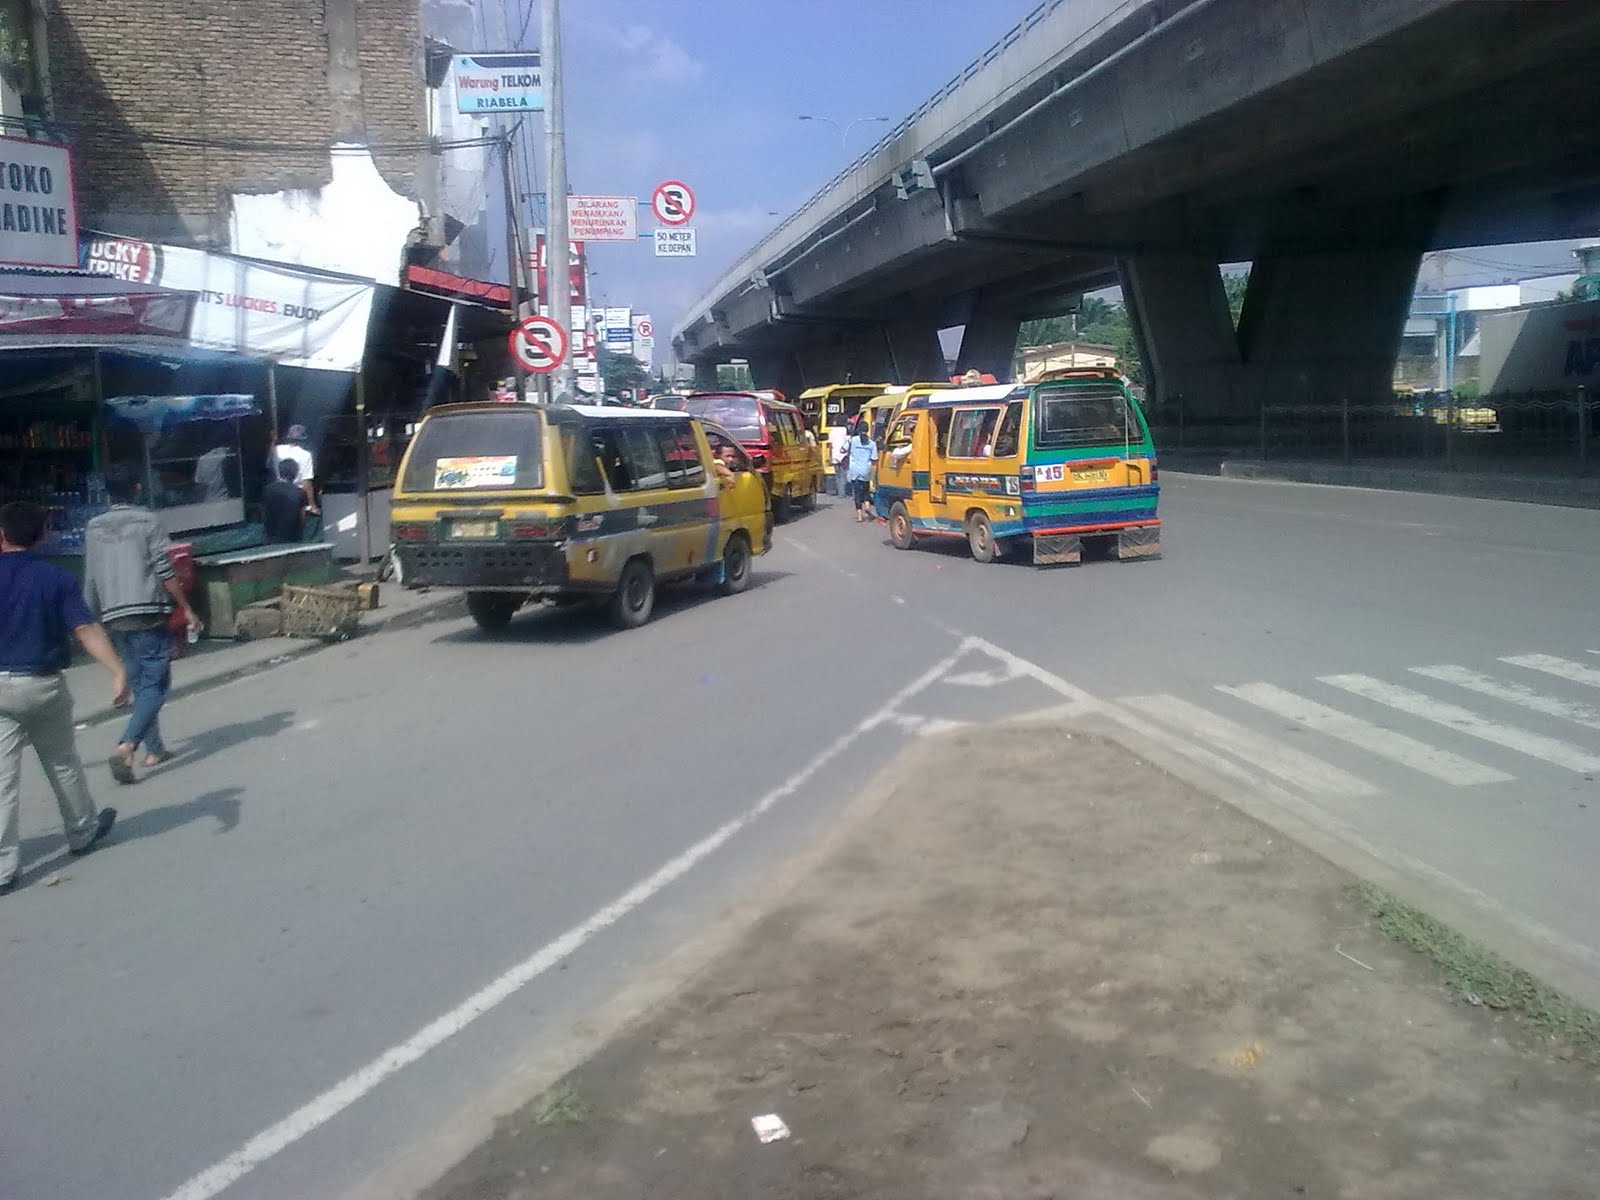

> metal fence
[1148,387,1597,470]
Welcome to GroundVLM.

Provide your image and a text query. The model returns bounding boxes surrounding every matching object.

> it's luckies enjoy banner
[81,233,376,373]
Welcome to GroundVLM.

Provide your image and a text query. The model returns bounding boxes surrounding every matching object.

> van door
[616,423,693,576]
[926,408,953,504]
[877,411,920,505]
[654,420,713,571]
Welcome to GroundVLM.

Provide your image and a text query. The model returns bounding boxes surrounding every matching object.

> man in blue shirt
[0,501,128,894]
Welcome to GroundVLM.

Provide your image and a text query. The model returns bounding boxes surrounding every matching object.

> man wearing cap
[271,424,319,539]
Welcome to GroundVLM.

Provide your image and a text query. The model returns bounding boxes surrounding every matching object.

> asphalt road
[3,474,1598,1200]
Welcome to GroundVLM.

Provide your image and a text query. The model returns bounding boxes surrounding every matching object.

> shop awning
[0,270,197,352]
[104,393,261,433]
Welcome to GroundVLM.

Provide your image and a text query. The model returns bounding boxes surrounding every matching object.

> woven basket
[279,583,364,640]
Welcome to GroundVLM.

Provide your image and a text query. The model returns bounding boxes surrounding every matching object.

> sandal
[144,751,174,768]
[108,753,137,786]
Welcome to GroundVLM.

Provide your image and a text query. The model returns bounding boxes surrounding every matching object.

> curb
[1162,456,1600,510]
[75,590,461,729]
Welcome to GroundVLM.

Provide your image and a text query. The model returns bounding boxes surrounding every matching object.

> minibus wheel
[967,512,999,563]
[466,591,519,632]
[611,557,656,629]
[889,502,916,550]
[720,533,752,595]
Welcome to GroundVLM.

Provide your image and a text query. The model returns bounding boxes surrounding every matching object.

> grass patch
[531,1081,593,1127]
[1351,881,1600,1061]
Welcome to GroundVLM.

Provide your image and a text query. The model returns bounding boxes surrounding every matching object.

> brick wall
[45,0,425,244]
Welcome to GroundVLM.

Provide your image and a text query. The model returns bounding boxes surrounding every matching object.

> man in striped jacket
[83,468,203,785]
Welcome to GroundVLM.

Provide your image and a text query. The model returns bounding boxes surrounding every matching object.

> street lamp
[798,114,892,154]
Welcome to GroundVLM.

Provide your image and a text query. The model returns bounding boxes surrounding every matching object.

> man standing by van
[0,501,126,893]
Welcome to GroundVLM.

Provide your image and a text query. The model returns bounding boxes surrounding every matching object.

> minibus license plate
[1073,468,1109,484]
[451,521,497,539]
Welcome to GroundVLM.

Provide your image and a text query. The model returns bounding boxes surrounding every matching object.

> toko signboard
[0,137,79,269]
[451,53,543,113]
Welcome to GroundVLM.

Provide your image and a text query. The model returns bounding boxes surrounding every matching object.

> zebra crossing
[1121,652,1600,800]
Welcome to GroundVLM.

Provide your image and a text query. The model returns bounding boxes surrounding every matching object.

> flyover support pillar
[691,360,720,390]
[1234,248,1421,414]
[1121,248,1423,423]
[748,351,809,403]
[955,300,1021,381]
[882,320,948,384]
[1118,255,1239,420]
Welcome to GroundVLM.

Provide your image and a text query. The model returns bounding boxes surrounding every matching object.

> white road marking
[944,666,1021,688]
[1218,682,1510,785]
[1411,665,1600,732]
[1124,694,1378,798]
[158,646,970,1200]
[1502,654,1600,691]
[1322,674,1600,774]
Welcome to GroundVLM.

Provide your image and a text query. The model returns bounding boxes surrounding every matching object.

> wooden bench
[195,543,336,637]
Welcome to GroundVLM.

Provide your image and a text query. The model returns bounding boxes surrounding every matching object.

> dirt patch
[421,726,1599,1200]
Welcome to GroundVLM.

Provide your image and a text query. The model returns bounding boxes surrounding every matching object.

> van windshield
[401,410,544,492]
[682,394,763,443]
[1032,385,1139,450]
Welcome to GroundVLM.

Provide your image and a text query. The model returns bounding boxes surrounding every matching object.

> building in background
[1017,340,1116,383]
[19,0,441,283]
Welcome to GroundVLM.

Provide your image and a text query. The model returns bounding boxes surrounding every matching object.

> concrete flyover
[672,0,1600,416]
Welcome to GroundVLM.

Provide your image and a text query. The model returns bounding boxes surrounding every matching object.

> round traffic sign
[651,180,695,226]
[510,315,568,374]
[635,317,654,339]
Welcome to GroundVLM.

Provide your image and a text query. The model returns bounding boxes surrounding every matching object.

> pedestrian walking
[0,501,127,894]
[846,426,879,523]
[84,468,203,785]
[827,423,851,498]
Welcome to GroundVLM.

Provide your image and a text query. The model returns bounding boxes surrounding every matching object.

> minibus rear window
[402,410,544,491]
[1033,386,1137,450]
[683,394,763,443]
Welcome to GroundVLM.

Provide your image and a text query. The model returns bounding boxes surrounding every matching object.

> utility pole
[501,128,527,402]
[542,0,573,401]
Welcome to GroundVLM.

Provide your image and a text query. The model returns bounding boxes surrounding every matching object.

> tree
[1222,271,1250,329]
[1017,297,1143,387]
[600,349,651,397]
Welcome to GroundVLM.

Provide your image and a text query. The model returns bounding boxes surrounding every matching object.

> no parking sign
[509,315,567,374]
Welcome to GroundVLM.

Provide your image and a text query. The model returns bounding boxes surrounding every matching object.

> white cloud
[610,24,705,84]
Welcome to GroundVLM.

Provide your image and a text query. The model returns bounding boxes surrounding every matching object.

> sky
[485,0,1038,359]
[470,0,1590,368]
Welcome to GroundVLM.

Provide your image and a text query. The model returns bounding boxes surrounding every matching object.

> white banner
[0,138,79,269]
[568,196,638,243]
[82,233,376,372]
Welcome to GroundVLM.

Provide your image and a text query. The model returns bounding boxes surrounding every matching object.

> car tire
[889,502,916,550]
[800,480,818,512]
[610,557,656,629]
[774,484,793,523]
[719,533,752,595]
[967,512,999,563]
[466,591,519,632]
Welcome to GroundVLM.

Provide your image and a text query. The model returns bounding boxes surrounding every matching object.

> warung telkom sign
[452,53,543,113]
